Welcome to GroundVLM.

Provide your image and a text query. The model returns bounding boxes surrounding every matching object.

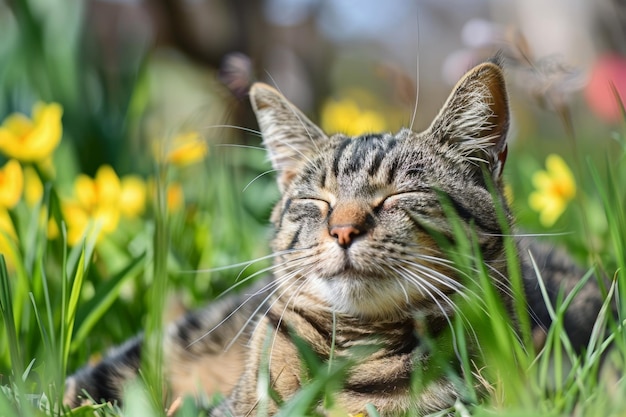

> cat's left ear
[429,58,509,178]
[249,83,328,191]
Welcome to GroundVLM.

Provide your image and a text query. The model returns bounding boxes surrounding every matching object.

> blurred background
[2,0,626,172]
[1,0,626,378]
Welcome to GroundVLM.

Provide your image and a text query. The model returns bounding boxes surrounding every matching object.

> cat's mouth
[321,256,354,277]
[325,242,366,271]
[317,244,379,279]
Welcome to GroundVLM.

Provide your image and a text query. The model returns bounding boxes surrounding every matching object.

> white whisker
[243,169,280,192]
[409,7,420,131]
[477,231,574,238]
[187,251,317,349]
[223,268,305,352]
[394,264,465,357]
[202,125,263,137]
[267,275,312,370]
[184,248,305,275]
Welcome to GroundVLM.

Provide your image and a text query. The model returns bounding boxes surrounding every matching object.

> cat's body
[64,59,606,416]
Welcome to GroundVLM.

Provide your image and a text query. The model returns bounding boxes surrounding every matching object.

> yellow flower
[0,159,23,209]
[320,97,386,136]
[166,182,184,212]
[47,217,59,240]
[63,165,146,245]
[0,209,16,237]
[23,165,44,207]
[155,131,208,166]
[75,165,121,211]
[148,179,185,213]
[120,176,147,218]
[61,201,94,246]
[0,209,18,270]
[0,102,63,162]
[528,154,576,227]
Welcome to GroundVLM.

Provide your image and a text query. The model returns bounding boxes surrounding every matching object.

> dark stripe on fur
[287,229,301,250]
[343,134,384,175]
[278,198,292,228]
[344,354,413,395]
[332,138,352,177]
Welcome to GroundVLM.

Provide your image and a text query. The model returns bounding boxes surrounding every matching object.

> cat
[63,57,607,416]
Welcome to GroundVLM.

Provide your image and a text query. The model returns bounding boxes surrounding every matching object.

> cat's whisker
[409,6,420,131]
[223,268,306,352]
[202,124,263,137]
[476,231,574,238]
[274,140,316,168]
[236,254,318,326]
[397,265,459,315]
[411,258,530,349]
[394,261,483,345]
[410,255,517,321]
[187,275,286,349]
[246,268,314,351]
[189,255,316,349]
[419,273,481,356]
[408,256,529,351]
[397,258,471,300]
[242,169,280,192]
[187,249,298,274]
[426,247,516,300]
[393,265,469,359]
[398,278,411,305]
[267,275,313,371]
[411,254,486,294]
[190,249,309,298]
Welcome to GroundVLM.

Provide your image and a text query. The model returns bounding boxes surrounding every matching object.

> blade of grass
[0,255,33,414]
[484,171,533,353]
[588,157,626,322]
[71,252,146,351]
[62,249,87,380]
[142,166,169,414]
[0,255,23,380]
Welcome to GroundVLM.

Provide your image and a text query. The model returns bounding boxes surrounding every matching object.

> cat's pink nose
[330,225,361,248]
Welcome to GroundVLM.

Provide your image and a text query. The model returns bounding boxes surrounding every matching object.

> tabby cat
[64,58,605,416]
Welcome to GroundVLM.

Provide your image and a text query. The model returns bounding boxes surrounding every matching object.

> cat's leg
[64,335,142,407]
[64,286,268,409]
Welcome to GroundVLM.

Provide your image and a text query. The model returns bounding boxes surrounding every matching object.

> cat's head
[249,60,511,320]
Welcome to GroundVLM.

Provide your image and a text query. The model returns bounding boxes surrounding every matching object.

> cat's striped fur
[64,58,606,416]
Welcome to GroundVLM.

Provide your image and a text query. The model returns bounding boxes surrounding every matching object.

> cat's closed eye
[378,191,428,210]
[293,197,331,211]
[287,198,331,220]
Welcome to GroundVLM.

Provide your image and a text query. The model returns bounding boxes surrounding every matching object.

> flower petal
[0,103,63,162]
[75,174,97,211]
[0,160,23,209]
[120,176,147,218]
[95,165,121,206]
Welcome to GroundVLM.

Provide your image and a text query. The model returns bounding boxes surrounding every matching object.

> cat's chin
[305,272,423,320]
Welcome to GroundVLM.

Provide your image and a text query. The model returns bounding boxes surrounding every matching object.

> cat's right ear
[428,59,509,179]
[249,83,328,191]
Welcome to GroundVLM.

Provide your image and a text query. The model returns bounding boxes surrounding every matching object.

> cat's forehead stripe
[331,134,398,179]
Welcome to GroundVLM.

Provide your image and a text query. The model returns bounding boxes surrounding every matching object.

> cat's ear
[249,83,328,191]
[429,59,509,178]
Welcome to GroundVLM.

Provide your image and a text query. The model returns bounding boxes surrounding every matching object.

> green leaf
[71,252,146,351]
